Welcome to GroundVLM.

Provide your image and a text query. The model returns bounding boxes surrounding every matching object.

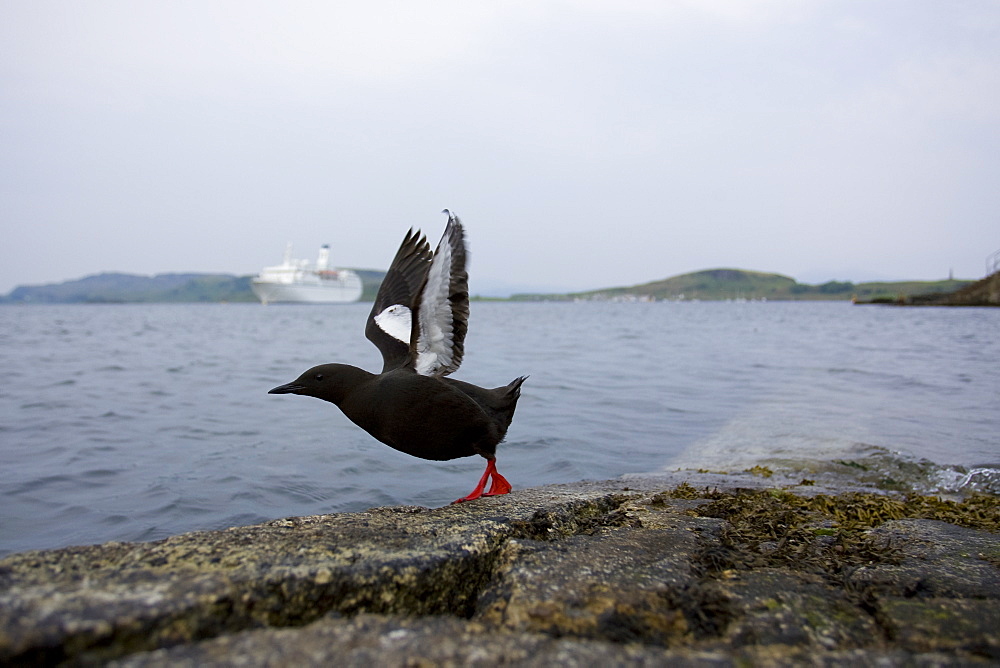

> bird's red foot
[484,469,511,496]
[453,459,511,503]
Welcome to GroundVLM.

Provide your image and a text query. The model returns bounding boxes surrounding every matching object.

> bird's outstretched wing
[410,210,469,377]
[365,228,433,372]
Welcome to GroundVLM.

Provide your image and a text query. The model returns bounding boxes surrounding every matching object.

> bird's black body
[269,211,526,502]
[272,364,525,461]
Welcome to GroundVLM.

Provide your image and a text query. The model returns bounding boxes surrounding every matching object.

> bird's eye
[315,374,324,381]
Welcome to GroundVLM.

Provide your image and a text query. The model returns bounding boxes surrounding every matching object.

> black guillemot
[269,210,527,503]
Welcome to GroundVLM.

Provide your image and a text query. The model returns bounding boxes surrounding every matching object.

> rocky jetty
[918,270,1000,306]
[1,471,998,666]
[859,271,1000,306]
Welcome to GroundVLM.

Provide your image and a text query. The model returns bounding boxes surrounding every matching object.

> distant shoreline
[0,268,978,305]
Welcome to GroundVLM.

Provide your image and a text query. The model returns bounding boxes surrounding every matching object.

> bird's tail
[506,375,528,400]
[491,376,528,444]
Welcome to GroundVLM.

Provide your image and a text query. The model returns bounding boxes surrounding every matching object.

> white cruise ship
[251,244,363,304]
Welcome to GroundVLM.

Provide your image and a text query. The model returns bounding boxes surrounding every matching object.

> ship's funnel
[317,244,330,271]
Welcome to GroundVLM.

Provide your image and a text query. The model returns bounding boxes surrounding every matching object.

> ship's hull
[251,276,363,304]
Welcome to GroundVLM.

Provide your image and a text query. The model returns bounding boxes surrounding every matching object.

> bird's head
[268,363,368,405]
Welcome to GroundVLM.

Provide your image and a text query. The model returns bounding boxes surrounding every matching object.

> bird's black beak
[268,383,305,395]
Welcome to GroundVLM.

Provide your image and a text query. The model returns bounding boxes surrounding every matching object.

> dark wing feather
[410,210,469,376]
[365,228,432,372]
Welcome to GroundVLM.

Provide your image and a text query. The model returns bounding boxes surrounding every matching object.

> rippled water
[1,302,997,555]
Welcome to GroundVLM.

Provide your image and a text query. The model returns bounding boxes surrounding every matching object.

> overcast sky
[2,1,998,296]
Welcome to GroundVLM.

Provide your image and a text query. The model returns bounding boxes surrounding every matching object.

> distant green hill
[583,268,797,301]
[511,268,972,302]
[1,270,387,304]
[0,273,256,304]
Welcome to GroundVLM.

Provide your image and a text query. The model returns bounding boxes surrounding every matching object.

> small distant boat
[251,243,363,304]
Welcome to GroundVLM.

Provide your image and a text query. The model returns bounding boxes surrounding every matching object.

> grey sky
[2,1,998,296]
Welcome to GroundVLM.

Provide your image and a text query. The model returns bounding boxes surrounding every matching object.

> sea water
[1,301,997,556]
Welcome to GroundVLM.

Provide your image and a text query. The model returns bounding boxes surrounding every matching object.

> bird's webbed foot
[453,458,511,503]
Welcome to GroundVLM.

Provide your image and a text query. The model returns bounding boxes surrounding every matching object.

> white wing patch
[374,304,412,344]
[414,232,455,376]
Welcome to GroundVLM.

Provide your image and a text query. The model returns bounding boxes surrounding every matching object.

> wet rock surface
[1,472,997,666]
